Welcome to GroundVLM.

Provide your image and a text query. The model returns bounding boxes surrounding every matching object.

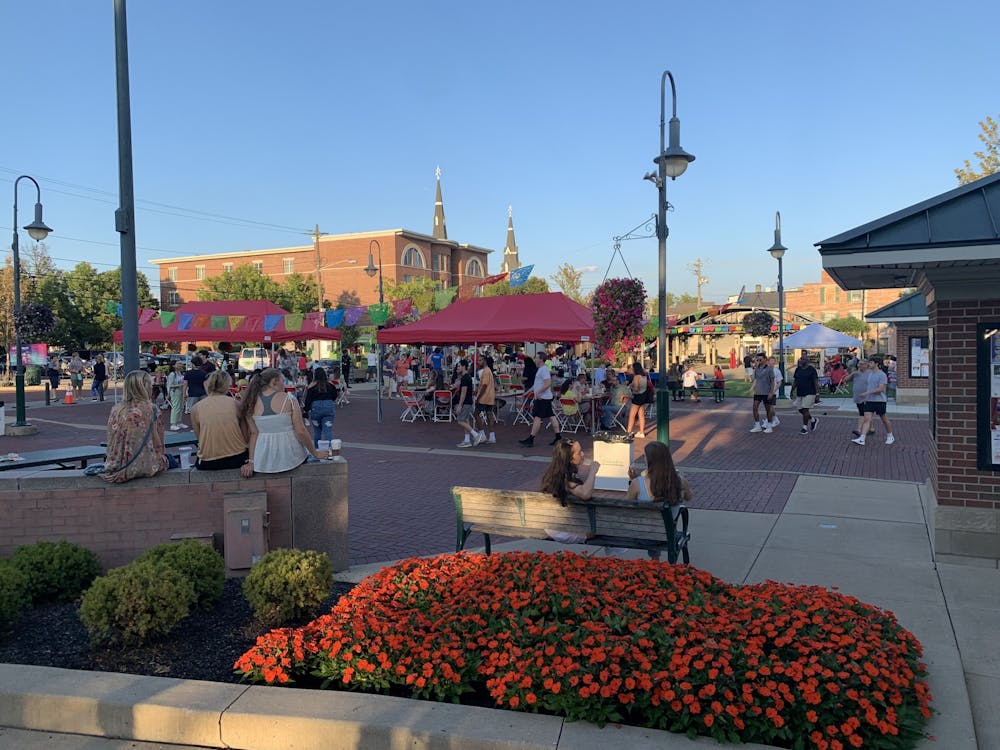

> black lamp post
[364,239,385,423]
[644,70,695,444]
[11,176,53,429]
[768,212,787,398]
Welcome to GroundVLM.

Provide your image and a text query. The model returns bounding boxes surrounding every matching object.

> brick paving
[0,385,933,567]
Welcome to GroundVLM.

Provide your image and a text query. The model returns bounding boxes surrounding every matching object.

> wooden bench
[0,445,108,471]
[452,486,691,564]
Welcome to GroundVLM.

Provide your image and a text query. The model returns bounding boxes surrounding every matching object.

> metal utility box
[223,490,269,572]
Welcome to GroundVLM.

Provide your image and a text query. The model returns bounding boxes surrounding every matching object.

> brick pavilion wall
[929,297,1000,558]
[893,324,930,404]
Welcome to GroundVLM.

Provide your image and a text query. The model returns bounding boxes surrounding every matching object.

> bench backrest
[452,486,673,542]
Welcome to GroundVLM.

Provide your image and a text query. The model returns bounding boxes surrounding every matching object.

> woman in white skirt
[238,368,326,477]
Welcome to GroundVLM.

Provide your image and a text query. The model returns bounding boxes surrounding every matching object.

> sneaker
[885,434,895,445]
[800,426,809,434]
[472,431,485,447]
[635,431,645,439]
[750,424,763,433]
[487,432,496,444]
[771,417,780,427]
[169,424,182,431]
[518,436,534,447]
[810,417,819,432]
[456,440,472,448]
[549,432,562,445]
[852,437,866,446]
[763,425,773,434]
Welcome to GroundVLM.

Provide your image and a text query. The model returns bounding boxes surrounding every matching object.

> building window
[402,246,426,268]
[466,259,484,277]
[283,258,294,274]
[822,311,836,322]
[167,291,180,305]
[253,261,264,273]
[819,287,826,304]
[195,265,205,280]
[848,290,863,303]
[167,267,178,282]
[403,274,413,284]
[834,287,841,303]
[223,263,233,273]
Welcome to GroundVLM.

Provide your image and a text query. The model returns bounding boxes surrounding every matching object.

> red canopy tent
[377,293,594,344]
[114,300,340,343]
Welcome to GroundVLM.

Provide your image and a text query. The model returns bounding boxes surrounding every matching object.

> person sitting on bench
[540,438,601,543]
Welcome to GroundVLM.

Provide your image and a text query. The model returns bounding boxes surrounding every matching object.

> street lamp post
[644,70,695,444]
[768,212,787,398]
[364,240,385,423]
[10,176,53,430]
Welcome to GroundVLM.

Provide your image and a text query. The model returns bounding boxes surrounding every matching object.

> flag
[104,300,118,314]
[210,315,227,330]
[509,265,533,288]
[192,314,210,328]
[369,303,390,325]
[344,306,365,326]
[392,297,414,318]
[116,304,123,317]
[478,272,508,287]
[325,309,344,328]
[139,308,156,325]
[263,315,282,332]
[160,311,176,327]
[178,314,195,331]
[228,315,245,331]
[284,314,303,332]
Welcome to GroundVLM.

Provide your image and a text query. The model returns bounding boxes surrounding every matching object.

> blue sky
[2,1,997,304]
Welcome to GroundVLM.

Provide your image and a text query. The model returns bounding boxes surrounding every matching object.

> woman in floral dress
[103,370,169,483]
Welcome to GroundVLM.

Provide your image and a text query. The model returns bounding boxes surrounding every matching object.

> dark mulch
[0,578,356,683]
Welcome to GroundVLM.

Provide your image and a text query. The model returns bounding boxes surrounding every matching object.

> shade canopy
[779,323,861,350]
[377,293,595,345]
[114,300,341,344]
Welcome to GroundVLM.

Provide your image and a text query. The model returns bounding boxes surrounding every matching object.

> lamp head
[364,253,378,278]
[24,202,52,241]
[655,115,695,180]
[768,211,786,260]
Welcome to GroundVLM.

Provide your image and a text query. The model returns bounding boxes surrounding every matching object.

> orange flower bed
[235,552,931,749]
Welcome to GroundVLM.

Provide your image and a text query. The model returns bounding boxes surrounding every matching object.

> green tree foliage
[199,264,318,314]
[481,276,549,297]
[825,315,869,339]
[334,290,362,351]
[955,115,1000,185]
[14,303,56,342]
[273,272,321,315]
[742,310,775,337]
[549,263,585,303]
[382,276,440,302]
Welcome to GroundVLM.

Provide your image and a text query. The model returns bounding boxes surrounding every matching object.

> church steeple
[432,166,448,240]
[501,205,521,274]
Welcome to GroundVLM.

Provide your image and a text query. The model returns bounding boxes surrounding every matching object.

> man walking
[789,355,820,434]
[852,357,896,446]
[454,360,485,448]
[519,352,560,447]
[749,354,775,433]
[766,355,782,427]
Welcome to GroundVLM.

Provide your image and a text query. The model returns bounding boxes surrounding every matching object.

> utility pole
[313,224,328,310]
[689,258,708,306]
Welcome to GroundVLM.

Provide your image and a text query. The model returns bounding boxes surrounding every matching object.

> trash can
[24,365,42,386]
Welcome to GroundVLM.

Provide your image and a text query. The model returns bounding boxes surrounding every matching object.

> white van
[238,347,269,372]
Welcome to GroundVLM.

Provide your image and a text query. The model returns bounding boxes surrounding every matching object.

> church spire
[501,205,521,274]
[432,166,448,240]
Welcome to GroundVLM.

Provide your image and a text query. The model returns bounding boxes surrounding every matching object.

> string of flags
[101,263,539,332]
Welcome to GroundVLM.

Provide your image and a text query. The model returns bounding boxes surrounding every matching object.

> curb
[0,664,777,750]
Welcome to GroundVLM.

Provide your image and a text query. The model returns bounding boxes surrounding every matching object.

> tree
[955,115,1000,184]
[200,264,284,304]
[590,278,646,359]
[273,272,320,315]
[383,277,440,303]
[334,290,363,352]
[825,315,869,339]
[481,276,549,297]
[742,311,775,338]
[15,303,56,342]
[549,263,585,303]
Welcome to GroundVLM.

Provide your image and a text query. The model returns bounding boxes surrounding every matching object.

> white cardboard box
[593,439,633,492]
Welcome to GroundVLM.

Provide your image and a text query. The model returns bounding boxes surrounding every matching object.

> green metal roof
[865,290,927,322]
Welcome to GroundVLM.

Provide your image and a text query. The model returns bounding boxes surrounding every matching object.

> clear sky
[2,0,997,305]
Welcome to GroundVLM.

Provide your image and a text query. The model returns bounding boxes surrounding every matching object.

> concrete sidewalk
[3,474,994,749]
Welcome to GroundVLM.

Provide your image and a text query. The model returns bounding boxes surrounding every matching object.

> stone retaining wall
[0,460,348,571]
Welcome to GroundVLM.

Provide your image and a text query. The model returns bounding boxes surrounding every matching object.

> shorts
[863,401,887,416]
[455,404,474,422]
[475,402,494,414]
[744,368,753,378]
[855,402,865,416]
[753,394,770,403]
[532,398,555,419]
[793,394,816,409]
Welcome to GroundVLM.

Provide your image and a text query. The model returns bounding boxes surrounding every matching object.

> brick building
[819,172,1000,560]
[152,173,493,311]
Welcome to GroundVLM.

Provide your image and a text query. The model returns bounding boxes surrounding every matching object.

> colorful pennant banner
[508,265,533,288]
[263,315,282,332]
[325,309,345,328]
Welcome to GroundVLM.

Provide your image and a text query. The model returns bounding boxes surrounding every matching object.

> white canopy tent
[780,323,862,350]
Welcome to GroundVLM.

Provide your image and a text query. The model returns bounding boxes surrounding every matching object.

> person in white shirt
[766,356,782,427]
[682,363,702,402]
[518,352,561,448]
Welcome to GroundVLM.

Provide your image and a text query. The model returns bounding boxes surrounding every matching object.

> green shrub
[78,560,194,647]
[12,540,101,603]
[0,559,30,632]
[140,540,224,610]
[243,548,333,626]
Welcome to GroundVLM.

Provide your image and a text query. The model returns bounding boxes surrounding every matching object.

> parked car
[238,347,269,372]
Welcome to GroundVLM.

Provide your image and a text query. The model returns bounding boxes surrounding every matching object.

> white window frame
[167,291,180,305]
[195,265,206,280]
[466,258,484,277]
[253,261,264,273]
[167,267,178,282]
[402,245,426,268]
[283,258,295,274]
[222,263,233,273]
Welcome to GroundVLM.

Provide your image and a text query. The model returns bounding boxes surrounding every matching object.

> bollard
[44,382,50,406]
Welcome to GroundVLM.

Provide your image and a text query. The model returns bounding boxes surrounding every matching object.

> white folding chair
[511,391,534,426]
[610,399,631,432]
[558,398,585,434]
[432,390,454,422]
[398,388,427,422]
